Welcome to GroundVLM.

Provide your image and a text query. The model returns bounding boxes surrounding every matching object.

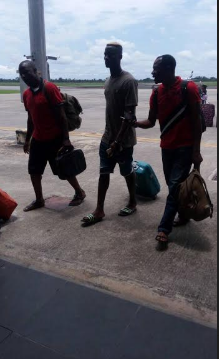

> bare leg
[23,175,44,212]
[67,176,85,196]
[31,174,44,202]
[93,174,110,218]
[125,172,137,209]
[81,174,110,225]
[67,176,86,206]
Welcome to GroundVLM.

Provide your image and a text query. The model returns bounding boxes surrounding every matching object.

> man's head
[104,42,123,69]
[201,84,207,93]
[19,61,40,88]
[152,55,177,84]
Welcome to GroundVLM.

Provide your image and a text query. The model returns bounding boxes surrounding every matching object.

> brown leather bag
[178,169,213,222]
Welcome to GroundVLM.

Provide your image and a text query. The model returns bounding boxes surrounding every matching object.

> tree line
[0,76,217,83]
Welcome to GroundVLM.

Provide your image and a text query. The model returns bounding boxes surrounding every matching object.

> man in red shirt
[19,61,86,212]
[134,55,203,250]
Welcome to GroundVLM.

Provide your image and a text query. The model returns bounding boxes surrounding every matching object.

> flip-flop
[23,200,45,212]
[69,192,86,207]
[155,234,169,251]
[118,207,137,217]
[81,214,103,227]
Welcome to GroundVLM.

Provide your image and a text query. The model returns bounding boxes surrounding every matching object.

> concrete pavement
[0,88,217,130]
[0,126,217,328]
[0,259,217,359]
[0,89,217,358]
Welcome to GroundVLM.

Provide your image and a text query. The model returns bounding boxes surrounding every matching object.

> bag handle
[197,175,214,218]
[57,145,74,157]
[192,171,214,218]
[42,83,65,130]
[42,82,51,105]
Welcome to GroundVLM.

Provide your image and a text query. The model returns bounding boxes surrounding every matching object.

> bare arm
[115,106,136,143]
[107,78,138,156]
[190,102,203,168]
[24,112,34,154]
[54,106,72,147]
[107,106,136,156]
[26,112,34,142]
[135,108,157,129]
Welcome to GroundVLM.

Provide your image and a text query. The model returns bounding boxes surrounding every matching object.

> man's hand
[121,115,137,128]
[123,112,137,125]
[23,141,30,154]
[106,142,120,158]
[192,150,203,170]
[132,121,138,128]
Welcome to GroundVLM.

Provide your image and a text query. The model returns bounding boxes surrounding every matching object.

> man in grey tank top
[82,42,138,226]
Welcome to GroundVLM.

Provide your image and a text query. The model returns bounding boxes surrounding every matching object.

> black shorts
[28,137,63,176]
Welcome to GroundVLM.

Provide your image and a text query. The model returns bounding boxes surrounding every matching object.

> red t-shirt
[150,77,201,149]
[23,81,64,141]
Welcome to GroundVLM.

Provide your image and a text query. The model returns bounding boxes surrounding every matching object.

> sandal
[81,214,103,227]
[155,233,169,251]
[23,200,45,212]
[69,191,86,207]
[118,207,137,217]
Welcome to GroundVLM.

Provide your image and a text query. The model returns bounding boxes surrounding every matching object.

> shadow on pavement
[171,223,212,252]
[0,216,18,229]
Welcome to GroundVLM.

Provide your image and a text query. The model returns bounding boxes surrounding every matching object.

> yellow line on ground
[70,132,217,148]
[0,127,217,148]
[0,127,23,131]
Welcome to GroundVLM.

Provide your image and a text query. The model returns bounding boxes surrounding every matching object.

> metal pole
[28,0,48,80]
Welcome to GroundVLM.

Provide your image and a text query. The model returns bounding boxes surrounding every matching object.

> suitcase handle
[133,161,139,171]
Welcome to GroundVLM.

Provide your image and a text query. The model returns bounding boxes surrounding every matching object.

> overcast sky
[0,0,217,79]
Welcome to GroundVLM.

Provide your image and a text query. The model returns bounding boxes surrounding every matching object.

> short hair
[106,42,123,55]
[157,55,177,71]
[19,60,37,72]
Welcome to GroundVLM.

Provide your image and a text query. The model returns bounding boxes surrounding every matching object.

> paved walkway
[0,259,217,359]
[0,90,217,358]
[0,129,217,327]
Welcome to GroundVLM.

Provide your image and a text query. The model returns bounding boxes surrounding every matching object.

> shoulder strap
[193,172,214,217]
[42,82,52,107]
[42,83,60,123]
[160,80,189,138]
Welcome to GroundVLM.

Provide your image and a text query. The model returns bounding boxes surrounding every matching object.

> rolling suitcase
[201,104,215,127]
[133,161,161,199]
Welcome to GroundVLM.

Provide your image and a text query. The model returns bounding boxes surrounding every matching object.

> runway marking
[0,127,217,148]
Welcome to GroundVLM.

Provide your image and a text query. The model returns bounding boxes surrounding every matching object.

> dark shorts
[99,141,134,177]
[28,137,63,176]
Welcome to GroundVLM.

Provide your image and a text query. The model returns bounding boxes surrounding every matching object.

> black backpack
[153,81,206,138]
